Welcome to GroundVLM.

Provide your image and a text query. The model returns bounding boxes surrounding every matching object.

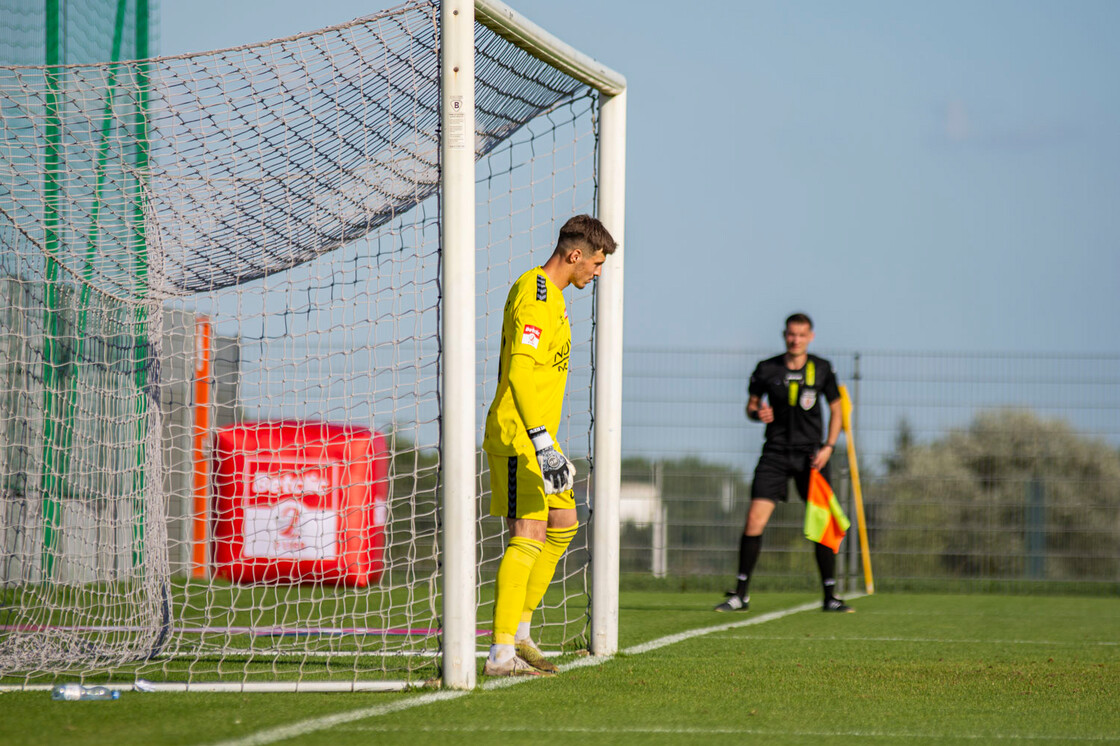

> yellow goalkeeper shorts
[487,449,575,521]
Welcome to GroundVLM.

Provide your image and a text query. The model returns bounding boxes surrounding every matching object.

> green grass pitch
[2,592,1117,745]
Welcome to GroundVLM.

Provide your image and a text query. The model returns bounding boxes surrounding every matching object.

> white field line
[209,688,472,746]
[208,597,829,746]
[710,634,1119,647]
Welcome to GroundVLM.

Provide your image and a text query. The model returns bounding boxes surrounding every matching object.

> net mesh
[0,0,602,686]
[0,0,159,67]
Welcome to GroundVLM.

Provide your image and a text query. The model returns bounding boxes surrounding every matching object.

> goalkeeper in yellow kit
[482,214,617,676]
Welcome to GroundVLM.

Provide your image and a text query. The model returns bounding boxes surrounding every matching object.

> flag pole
[839,386,874,594]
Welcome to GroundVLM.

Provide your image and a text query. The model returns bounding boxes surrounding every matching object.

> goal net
[0,0,619,690]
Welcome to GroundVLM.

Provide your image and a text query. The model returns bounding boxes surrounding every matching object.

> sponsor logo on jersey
[521,324,543,348]
[553,340,571,371]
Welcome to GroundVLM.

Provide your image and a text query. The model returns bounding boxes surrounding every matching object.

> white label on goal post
[447,95,466,150]
[243,498,339,560]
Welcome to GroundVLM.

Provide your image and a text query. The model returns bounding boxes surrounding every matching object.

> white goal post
[0,0,624,693]
[442,0,626,689]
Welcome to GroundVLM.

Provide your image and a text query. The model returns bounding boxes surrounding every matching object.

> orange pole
[191,317,212,578]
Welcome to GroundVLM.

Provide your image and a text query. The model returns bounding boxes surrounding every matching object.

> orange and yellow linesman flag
[803,469,850,553]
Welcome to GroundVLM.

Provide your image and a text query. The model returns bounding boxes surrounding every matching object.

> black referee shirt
[747,354,840,449]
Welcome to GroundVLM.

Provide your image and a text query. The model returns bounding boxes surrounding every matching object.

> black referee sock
[814,542,837,601]
[735,534,762,599]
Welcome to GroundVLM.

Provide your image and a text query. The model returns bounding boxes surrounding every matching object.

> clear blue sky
[160,0,1120,355]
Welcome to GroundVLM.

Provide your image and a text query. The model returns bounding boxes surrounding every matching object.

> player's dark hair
[556,214,617,256]
[786,312,813,329]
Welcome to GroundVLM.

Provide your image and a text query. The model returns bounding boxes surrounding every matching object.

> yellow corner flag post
[839,385,874,594]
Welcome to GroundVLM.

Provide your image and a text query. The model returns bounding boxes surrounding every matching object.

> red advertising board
[211,421,387,587]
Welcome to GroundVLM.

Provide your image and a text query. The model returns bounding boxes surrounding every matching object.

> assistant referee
[715,312,853,613]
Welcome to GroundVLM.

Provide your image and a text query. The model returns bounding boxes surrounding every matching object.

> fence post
[839,463,853,595]
[1026,478,1046,579]
[851,352,861,437]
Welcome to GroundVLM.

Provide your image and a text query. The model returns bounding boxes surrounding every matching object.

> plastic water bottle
[51,683,120,701]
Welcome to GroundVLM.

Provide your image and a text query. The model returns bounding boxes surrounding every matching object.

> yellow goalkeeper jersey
[483,267,572,457]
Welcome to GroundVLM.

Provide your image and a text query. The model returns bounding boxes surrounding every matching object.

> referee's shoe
[713,593,749,612]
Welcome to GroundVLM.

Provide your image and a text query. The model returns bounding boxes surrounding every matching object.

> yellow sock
[492,536,544,646]
[521,524,578,628]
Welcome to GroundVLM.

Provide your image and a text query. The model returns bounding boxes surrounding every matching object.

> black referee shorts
[750,447,831,502]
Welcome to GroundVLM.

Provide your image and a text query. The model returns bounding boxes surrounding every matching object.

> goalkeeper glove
[528,426,575,494]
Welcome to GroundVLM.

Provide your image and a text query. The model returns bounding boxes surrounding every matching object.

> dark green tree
[874,409,1120,582]
[884,417,915,476]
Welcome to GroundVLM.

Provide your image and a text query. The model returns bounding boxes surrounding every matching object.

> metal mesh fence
[619,348,1120,594]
